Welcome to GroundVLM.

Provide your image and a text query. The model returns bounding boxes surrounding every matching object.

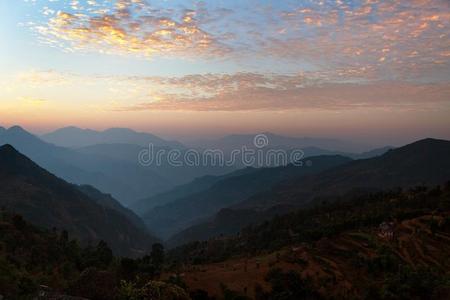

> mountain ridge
[237,138,450,210]
[0,144,159,257]
[142,155,352,239]
[42,126,185,149]
[131,166,259,213]
[167,138,450,246]
[186,132,374,153]
[0,125,172,205]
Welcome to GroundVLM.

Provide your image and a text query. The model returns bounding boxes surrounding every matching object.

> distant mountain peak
[42,126,184,149]
[56,126,97,133]
[7,125,27,133]
[0,126,49,151]
[103,127,136,133]
[2,126,38,140]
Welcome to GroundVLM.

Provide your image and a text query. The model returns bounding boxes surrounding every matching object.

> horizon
[1,123,449,149]
[1,0,449,146]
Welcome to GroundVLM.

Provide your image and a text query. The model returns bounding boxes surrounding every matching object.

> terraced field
[174,212,450,299]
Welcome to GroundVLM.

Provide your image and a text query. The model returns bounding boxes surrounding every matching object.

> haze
[1,0,449,146]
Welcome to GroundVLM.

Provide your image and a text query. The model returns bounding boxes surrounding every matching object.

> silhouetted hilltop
[238,138,450,209]
[0,145,158,257]
[169,138,450,246]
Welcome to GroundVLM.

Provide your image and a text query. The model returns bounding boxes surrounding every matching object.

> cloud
[24,0,450,83]
[31,0,231,58]
[16,69,71,86]
[19,96,48,106]
[8,69,450,112]
[263,0,450,80]
[116,77,450,112]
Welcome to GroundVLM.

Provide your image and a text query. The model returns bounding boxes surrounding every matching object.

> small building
[378,221,395,240]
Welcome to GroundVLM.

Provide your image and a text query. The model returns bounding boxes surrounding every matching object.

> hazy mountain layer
[42,126,184,149]
[142,155,351,239]
[169,138,450,246]
[0,144,158,257]
[0,126,172,205]
[186,132,374,153]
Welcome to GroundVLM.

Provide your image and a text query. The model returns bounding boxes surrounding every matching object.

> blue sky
[0,0,449,144]
[4,0,449,78]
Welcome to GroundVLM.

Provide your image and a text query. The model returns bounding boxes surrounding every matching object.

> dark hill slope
[169,138,450,246]
[143,155,351,239]
[77,184,149,232]
[131,166,259,213]
[238,138,450,210]
[0,126,169,205]
[168,183,450,266]
[0,145,158,257]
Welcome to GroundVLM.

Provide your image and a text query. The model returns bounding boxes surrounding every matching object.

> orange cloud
[115,75,450,112]
[267,0,450,80]
[11,70,450,113]
[32,0,230,58]
[26,0,450,81]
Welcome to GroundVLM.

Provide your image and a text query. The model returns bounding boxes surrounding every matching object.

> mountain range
[42,126,185,149]
[75,142,236,190]
[4,124,445,249]
[168,184,450,299]
[2,126,389,206]
[1,126,238,205]
[0,126,171,205]
[165,138,450,246]
[139,155,352,239]
[2,124,450,299]
[0,144,158,257]
[185,132,374,153]
[237,138,450,210]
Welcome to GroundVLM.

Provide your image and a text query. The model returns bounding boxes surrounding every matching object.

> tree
[69,268,117,300]
[265,268,322,300]
[95,240,113,267]
[117,280,190,300]
[59,230,69,247]
[150,243,165,275]
[81,240,113,269]
[12,214,26,230]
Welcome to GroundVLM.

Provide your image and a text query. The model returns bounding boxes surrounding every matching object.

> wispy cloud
[19,96,48,106]
[13,1,450,113]
[117,77,450,112]
[16,69,71,86]
[24,0,450,82]
[264,0,450,80]
[10,70,450,112]
[30,0,231,58]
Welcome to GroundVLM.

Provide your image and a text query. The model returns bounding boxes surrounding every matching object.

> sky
[0,0,449,145]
